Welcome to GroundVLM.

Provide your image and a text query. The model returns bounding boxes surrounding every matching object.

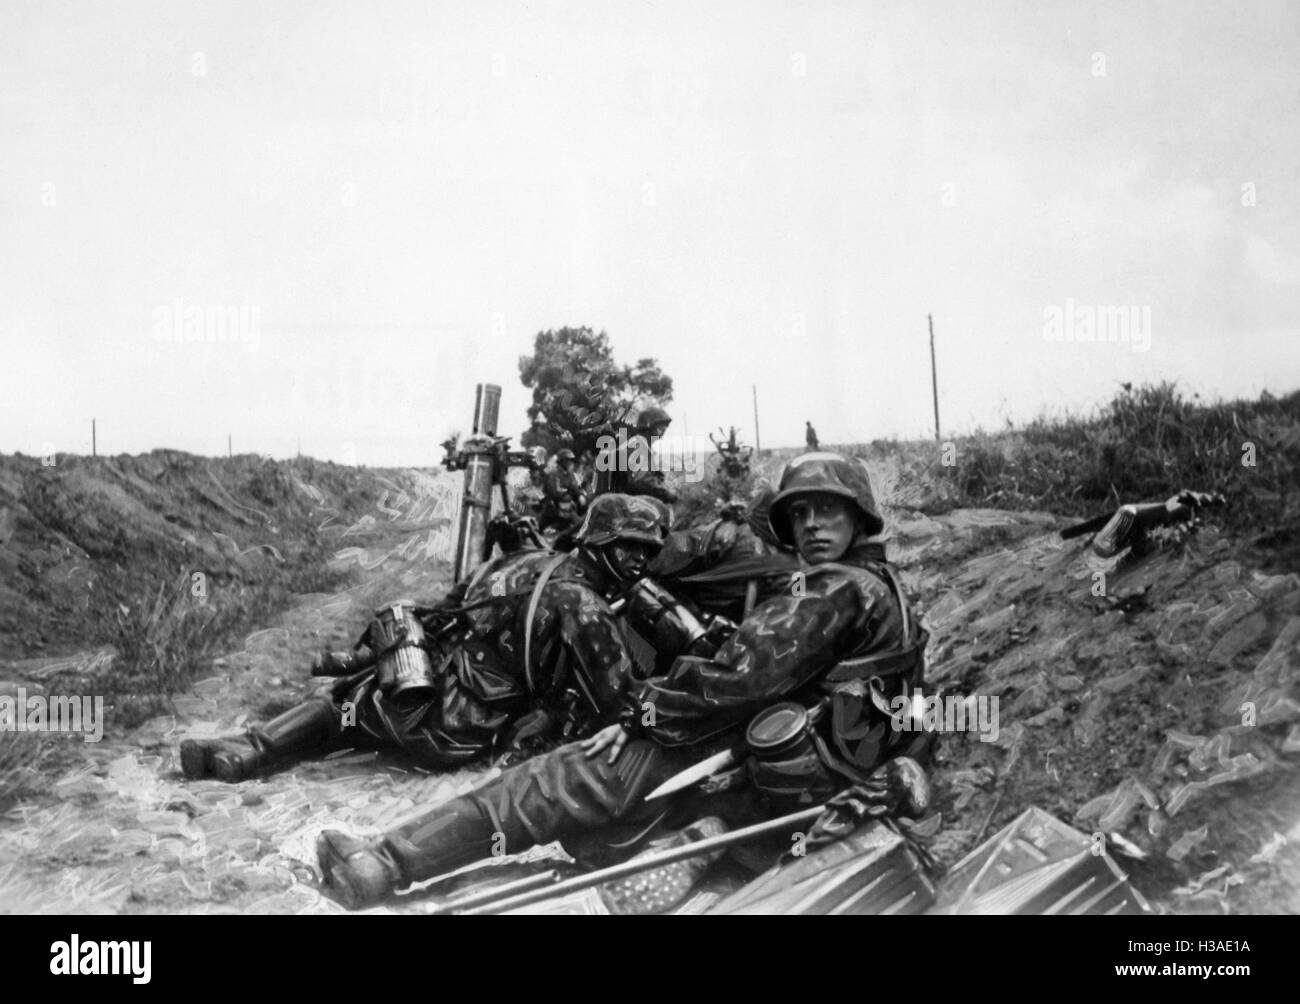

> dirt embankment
[0,451,454,661]
[887,506,1300,914]
[0,454,468,913]
[0,452,458,793]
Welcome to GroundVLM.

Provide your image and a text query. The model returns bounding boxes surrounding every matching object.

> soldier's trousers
[322,645,523,770]
[336,679,500,770]
[380,739,701,883]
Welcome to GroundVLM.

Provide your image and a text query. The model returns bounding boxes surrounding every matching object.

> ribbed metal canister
[372,601,436,698]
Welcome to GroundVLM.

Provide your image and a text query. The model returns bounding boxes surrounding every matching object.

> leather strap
[522,552,571,695]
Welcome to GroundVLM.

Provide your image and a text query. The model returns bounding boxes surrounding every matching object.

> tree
[518,327,673,456]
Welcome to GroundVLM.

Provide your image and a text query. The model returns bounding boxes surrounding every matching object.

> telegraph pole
[752,384,761,454]
[92,418,96,458]
[228,434,232,458]
[929,315,941,443]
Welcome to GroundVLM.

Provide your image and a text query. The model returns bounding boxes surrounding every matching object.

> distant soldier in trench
[594,406,679,505]
[539,448,588,534]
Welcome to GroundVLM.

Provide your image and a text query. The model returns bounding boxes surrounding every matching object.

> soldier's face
[607,541,654,580]
[787,493,859,564]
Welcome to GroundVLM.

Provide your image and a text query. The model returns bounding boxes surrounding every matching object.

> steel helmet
[769,452,884,545]
[636,405,672,430]
[555,448,576,462]
[572,493,666,550]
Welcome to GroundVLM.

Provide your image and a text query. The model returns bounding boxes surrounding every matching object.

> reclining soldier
[317,452,934,909]
[179,494,668,783]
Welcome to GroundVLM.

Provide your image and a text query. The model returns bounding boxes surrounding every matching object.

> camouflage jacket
[420,548,641,753]
[648,517,798,621]
[598,431,678,503]
[515,483,546,519]
[541,468,586,516]
[624,541,927,772]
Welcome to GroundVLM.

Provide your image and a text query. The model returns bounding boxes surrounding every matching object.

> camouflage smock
[624,540,929,775]
[342,547,639,766]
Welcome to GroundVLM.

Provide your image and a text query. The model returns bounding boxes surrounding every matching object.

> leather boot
[316,831,406,910]
[180,697,340,782]
[318,799,501,908]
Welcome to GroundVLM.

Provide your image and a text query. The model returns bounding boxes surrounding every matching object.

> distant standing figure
[805,421,819,450]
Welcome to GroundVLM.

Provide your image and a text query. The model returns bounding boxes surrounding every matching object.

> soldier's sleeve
[646,523,719,579]
[545,581,638,718]
[623,470,679,503]
[625,573,871,745]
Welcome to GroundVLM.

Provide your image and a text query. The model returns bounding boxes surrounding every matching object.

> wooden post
[929,315,941,443]
[752,384,761,454]
[92,418,96,458]
[228,434,232,458]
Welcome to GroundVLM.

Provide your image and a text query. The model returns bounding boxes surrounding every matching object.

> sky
[2,0,1298,464]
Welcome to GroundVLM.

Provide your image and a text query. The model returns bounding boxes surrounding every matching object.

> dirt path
[0,534,502,914]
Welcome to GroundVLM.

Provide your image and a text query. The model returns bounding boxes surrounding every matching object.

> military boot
[180,697,340,782]
[319,800,502,908]
[316,831,406,910]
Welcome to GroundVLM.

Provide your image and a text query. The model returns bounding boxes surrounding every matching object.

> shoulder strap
[878,563,911,641]
[522,551,572,694]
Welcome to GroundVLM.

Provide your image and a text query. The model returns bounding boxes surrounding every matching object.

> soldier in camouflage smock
[179,494,667,783]
[539,448,588,533]
[593,405,679,504]
[317,452,934,909]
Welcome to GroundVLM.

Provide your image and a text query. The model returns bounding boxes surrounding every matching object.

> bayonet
[643,748,739,802]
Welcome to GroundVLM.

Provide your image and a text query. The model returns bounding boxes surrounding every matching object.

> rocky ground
[0,457,1296,914]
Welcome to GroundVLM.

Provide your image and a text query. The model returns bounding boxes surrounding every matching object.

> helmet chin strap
[579,544,631,592]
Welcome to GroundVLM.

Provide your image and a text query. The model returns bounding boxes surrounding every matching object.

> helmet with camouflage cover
[572,493,666,550]
[769,452,884,545]
[636,405,672,431]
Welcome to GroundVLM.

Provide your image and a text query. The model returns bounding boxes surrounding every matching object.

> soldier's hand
[582,723,630,764]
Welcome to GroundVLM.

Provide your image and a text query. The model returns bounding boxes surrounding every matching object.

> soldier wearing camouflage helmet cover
[316,453,934,910]
[593,404,679,504]
[539,448,588,533]
[179,494,667,784]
